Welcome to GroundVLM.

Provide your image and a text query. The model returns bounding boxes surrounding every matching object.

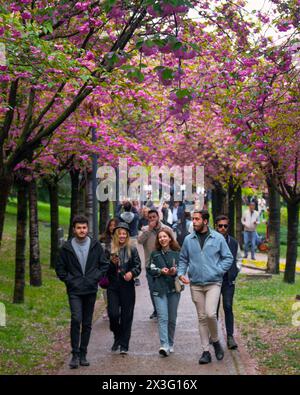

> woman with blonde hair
[147,228,182,357]
[107,222,141,354]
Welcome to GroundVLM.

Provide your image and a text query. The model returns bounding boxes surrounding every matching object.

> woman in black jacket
[147,228,181,357]
[107,222,141,354]
[99,218,118,320]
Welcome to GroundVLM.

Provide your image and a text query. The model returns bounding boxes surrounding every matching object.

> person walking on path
[177,210,233,365]
[107,222,141,355]
[56,215,109,369]
[99,218,118,321]
[215,215,242,350]
[147,228,181,357]
[138,209,174,319]
[241,202,260,260]
[117,201,139,247]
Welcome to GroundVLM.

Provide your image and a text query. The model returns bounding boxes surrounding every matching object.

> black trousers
[107,283,135,349]
[217,282,235,337]
[68,293,97,355]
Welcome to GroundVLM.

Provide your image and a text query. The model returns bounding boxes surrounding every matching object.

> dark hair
[155,228,180,252]
[123,201,132,212]
[148,209,159,217]
[100,218,118,242]
[72,215,89,227]
[193,209,209,222]
[215,215,229,224]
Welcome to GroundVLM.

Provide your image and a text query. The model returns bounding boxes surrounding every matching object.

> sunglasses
[217,224,229,229]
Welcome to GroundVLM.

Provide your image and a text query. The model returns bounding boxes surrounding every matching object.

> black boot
[199,351,212,364]
[213,341,224,361]
[69,353,79,369]
[79,352,90,366]
[111,339,120,352]
[227,335,238,350]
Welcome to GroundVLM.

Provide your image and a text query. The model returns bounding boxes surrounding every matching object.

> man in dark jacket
[56,215,109,369]
[215,215,242,350]
[117,201,139,240]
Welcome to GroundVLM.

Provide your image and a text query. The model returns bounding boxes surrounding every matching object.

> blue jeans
[243,231,256,259]
[146,272,157,313]
[154,292,180,350]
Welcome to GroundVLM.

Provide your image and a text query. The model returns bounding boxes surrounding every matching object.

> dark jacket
[56,238,109,295]
[117,205,139,237]
[107,246,141,289]
[147,249,180,297]
[224,235,239,285]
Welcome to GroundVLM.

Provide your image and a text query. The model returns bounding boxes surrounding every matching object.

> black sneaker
[79,353,90,366]
[199,351,212,364]
[111,339,120,352]
[69,353,79,369]
[120,347,128,355]
[149,311,157,319]
[213,341,224,360]
[227,336,238,350]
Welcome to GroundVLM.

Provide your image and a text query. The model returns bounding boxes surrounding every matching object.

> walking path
[57,245,258,375]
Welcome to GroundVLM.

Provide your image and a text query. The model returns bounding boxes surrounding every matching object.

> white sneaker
[169,346,174,353]
[159,347,169,357]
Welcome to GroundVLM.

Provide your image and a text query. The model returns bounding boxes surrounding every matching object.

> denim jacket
[177,228,233,285]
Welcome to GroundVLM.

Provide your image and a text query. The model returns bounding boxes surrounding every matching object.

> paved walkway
[57,245,258,375]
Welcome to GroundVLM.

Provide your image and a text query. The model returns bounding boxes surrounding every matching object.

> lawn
[235,274,300,375]
[0,204,104,375]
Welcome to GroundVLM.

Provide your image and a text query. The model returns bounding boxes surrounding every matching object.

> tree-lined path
[57,245,257,375]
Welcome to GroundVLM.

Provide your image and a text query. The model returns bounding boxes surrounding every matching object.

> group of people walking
[56,203,242,369]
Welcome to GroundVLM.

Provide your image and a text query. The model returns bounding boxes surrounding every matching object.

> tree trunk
[13,180,28,304]
[228,177,235,237]
[267,180,280,274]
[211,181,226,225]
[28,180,42,286]
[99,200,110,236]
[85,172,93,236]
[284,201,299,284]
[48,180,59,269]
[68,168,80,239]
[0,172,14,247]
[235,185,243,248]
[78,174,86,215]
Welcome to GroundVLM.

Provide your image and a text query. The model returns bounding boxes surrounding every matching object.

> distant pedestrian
[241,202,259,260]
[117,201,139,247]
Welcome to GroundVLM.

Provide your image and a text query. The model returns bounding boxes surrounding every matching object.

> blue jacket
[177,228,233,285]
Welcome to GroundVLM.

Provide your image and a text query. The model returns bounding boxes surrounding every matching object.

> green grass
[6,197,70,228]
[0,204,103,374]
[235,274,300,375]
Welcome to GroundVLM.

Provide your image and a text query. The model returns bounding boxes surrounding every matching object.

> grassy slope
[235,274,300,375]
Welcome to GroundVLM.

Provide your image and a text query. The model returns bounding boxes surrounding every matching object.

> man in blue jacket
[178,210,233,365]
